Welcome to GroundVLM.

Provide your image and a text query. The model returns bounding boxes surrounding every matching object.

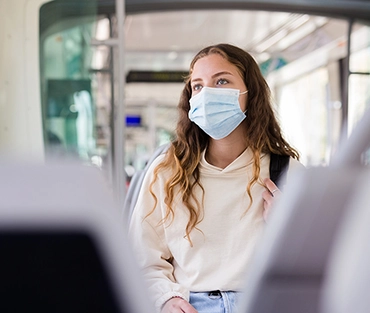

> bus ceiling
[125,0,370,21]
[41,0,370,22]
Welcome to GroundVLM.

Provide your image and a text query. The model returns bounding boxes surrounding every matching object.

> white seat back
[238,107,370,313]
[0,162,153,313]
[320,171,370,313]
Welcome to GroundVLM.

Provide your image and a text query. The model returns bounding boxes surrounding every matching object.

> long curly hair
[147,43,299,243]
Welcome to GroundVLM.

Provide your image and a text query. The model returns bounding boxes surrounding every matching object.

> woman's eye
[193,84,202,91]
[217,78,228,85]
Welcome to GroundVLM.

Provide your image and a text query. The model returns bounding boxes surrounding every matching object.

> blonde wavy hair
[147,43,299,243]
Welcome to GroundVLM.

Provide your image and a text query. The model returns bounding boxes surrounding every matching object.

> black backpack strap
[269,153,290,188]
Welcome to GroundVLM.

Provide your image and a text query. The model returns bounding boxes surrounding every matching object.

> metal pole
[340,19,353,141]
[115,0,126,209]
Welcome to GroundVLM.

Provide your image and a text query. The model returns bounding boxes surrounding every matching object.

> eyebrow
[191,71,234,84]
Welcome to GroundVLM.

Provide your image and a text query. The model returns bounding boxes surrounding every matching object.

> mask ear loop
[240,90,248,117]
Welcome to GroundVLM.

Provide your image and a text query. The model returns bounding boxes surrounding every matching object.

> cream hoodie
[129,148,301,312]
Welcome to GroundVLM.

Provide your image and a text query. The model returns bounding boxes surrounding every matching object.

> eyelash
[192,78,229,91]
[193,84,202,91]
[217,78,228,85]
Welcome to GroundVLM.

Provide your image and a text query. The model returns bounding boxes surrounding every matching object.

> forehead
[191,53,240,78]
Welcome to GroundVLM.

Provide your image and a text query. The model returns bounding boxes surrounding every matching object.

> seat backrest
[320,172,370,313]
[238,107,370,313]
[0,162,153,313]
[238,166,368,313]
[123,143,170,221]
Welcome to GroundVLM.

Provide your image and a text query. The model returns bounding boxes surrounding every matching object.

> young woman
[129,43,301,313]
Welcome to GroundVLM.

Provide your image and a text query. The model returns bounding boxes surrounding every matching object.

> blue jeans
[189,291,242,313]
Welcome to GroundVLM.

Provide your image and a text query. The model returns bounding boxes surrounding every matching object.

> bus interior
[1,0,370,312]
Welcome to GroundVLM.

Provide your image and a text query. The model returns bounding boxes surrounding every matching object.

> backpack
[269,153,290,187]
[124,145,290,220]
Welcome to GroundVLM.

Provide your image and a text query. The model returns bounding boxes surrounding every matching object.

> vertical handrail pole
[340,19,353,141]
[114,0,126,209]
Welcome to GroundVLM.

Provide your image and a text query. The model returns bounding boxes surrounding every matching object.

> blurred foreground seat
[320,172,370,313]
[0,163,153,313]
[238,166,369,313]
[238,108,370,313]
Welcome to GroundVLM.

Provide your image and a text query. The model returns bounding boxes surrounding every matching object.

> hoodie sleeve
[128,155,189,312]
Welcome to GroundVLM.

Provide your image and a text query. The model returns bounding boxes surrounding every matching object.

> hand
[161,297,198,313]
[262,178,281,221]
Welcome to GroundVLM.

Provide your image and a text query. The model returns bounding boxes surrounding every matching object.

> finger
[263,197,271,221]
[180,301,198,313]
[264,178,280,197]
[262,190,273,211]
[262,185,278,222]
[162,298,198,313]
[262,189,273,201]
[161,298,184,313]
[264,178,278,192]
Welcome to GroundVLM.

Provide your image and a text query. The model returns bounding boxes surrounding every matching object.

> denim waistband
[189,290,242,313]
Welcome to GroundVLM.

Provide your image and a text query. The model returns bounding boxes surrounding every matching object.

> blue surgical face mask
[188,87,248,140]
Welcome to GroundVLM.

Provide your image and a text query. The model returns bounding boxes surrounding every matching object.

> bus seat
[0,162,153,313]
[238,166,367,313]
[238,107,370,313]
[320,171,370,313]
[123,143,170,222]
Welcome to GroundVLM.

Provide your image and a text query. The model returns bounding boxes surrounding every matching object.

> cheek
[239,96,248,112]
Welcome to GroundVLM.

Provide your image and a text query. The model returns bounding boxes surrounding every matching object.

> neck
[206,133,248,169]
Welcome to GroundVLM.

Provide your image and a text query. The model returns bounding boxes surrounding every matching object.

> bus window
[39,1,109,167]
[348,23,370,135]
[349,23,370,165]
[267,19,370,167]
[277,68,329,167]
